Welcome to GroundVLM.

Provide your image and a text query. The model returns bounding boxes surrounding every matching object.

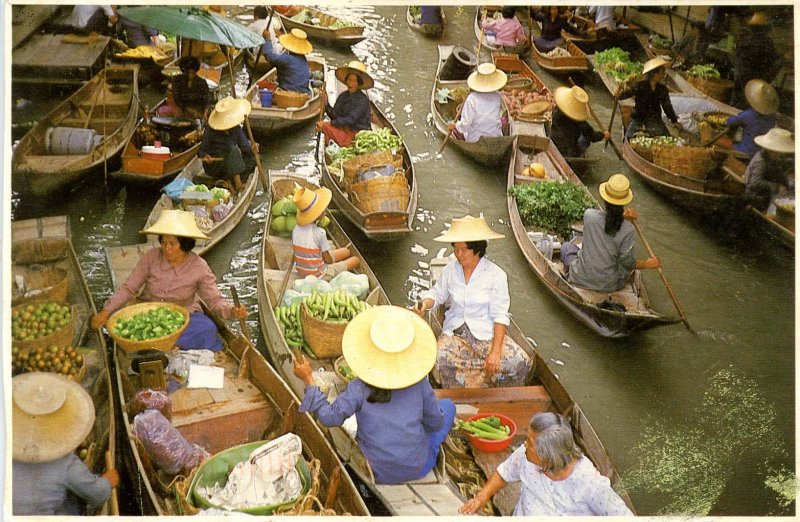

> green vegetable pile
[113,306,186,342]
[329,18,359,30]
[630,135,681,148]
[337,361,356,381]
[12,302,72,341]
[352,128,402,154]
[275,301,307,352]
[290,9,312,23]
[687,64,721,79]
[270,195,298,237]
[509,181,595,239]
[409,5,421,21]
[649,34,673,49]
[594,47,643,82]
[456,416,512,440]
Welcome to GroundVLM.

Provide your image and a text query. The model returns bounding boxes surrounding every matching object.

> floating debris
[526,336,538,347]
[550,358,565,366]
[560,342,571,349]
[403,104,412,113]
[418,261,429,269]
[411,244,429,256]
[435,247,448,259]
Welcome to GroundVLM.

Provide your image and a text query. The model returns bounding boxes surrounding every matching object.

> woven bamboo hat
[745,80,780,115]
[747,11,769,26]
[433,215,505,242]
[642,56,670,75]
[141,209,210,240]
[754,128,794,154]
[208,96,252,131]
[13,372,95,463]
[467,63,507,93]
[335,60,374,90]
[555,86,590,122]
[279,28,313,55]
[294,186,332,225]
[342,305,437,389]
[599,174,633,206]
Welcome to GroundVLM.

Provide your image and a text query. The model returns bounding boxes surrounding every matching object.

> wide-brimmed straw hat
[208,96,251,131]
[599,174,633,206]
[555,86,590,122]
[754,128,794,154]
[294,186,332,225]
[141,209,210,240]
[13,373,95,463]
[747,11,769,26]
[642,56,670,75]
[342,305,437,390]
[279,28,313,55]
[745,79,780,115]
[433,215,505,243]
[335,60,375,90]
[467,63,507,93]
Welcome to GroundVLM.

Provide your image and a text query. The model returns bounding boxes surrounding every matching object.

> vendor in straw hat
[726,80,780,156]
[12,372,119,515]
[316,60,374,147]
[91,209,247,351]
[292,185,360,278]
[731,10,778,108]
[745,128,794,211]
[414,216,532,388]
[449,63,508,143]
[551,85,610,157]
[262,28,313,95]
[561,174,660,293]
[198,96,258,194]
[617,56,682,139]
[294,305,456,484]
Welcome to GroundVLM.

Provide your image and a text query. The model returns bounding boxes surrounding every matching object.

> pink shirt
[103,248,234,319]
[482,17,527,47]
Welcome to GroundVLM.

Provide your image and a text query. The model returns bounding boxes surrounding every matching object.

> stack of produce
[455,416,512,440]
[11,302,72,342]
[687,64,721,79]
[500,88,552,120]
[649,34,673,51]
[11,344,84,380]
[509,181,594,239]
[594,47,643,82]
[327,128,404,183]
[545,47,572,58]
[270,193,330,237]
[112,306,186,343]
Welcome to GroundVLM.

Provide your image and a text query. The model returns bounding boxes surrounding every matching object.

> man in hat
[726,80,780,156]
[12,373,119,515]
[617,57,682,139]
[292,186,360,278]
[673,20,712,68]
[261,28,312,95]
[316,61,373,147]
[731,11,778,108]
[450,63,507,143]
[198,97,258,194]
[744,128,794,211]
[550,85,610,158]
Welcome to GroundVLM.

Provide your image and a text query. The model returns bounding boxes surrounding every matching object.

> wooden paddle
[104,451,120,515]
[230,285,259,377]
[568,77,623,160]
[315,80,328,174]
[630,218,694,333]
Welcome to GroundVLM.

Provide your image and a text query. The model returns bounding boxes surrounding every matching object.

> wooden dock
[13,33,110,85]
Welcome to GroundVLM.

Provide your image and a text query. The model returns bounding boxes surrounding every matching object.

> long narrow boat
[141,157,258,255]
[432,45,515,166]
[12,63,140,197]
[103,243,369,516]
[505,136,679,337]
[562,13,641,53]
[274,7,366,47]
[530,38,590,74]
[474,6,530,55]
[12,216,117,515]
[406,6,444,37]
[243,55,326,137]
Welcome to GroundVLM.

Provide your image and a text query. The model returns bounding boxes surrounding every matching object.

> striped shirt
[292,224,330,277]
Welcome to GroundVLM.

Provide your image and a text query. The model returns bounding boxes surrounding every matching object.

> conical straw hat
[745,80,779,115]
[294,186,332,225]
[208,96,252,131]
[279,28,313,55]
[141,209,210,240]
[599,174,634,206]
[467,63,507,93]
[555,86,590,122]
[754,128,794,154]
[642,56,670,75]
[433,215,505,242]
[335,60,374,90]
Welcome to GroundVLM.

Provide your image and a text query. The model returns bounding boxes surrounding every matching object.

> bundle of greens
[649,34,673,49]
[629,135,682,148]
[687,64,721,79]
[409,5,421,21]
[329,18,359,29]
[509,181,594,239]
[290,9,311,23]
[594,47,643,82]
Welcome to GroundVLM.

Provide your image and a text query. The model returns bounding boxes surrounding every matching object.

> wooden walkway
[13,33,109,85]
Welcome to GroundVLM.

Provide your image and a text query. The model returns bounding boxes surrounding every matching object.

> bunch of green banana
[305,290,369,323]
[274,302,312,355]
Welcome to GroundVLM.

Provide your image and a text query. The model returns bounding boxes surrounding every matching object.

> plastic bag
[128,389,172,420]
[132,409,209,474]
[292,275,333,295]
[163,177,195,203]
[166,349,216,379]
[329,271,369,299]
[282,289,306,307]
[211,200,233,223]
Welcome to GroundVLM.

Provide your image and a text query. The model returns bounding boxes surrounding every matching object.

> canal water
[9,5,795,516]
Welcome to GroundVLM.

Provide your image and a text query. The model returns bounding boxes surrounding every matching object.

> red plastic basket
[465,412,517,453]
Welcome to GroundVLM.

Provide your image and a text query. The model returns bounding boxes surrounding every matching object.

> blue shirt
[262,40,311,95]
[299,378,444,484]
[325,90,372,131]
[198,126,249,158]
[726,109,777,156]
[419,6,443,25]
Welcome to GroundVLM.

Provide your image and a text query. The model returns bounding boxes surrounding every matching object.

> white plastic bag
[166,349,216,379]
[329,271,369,299]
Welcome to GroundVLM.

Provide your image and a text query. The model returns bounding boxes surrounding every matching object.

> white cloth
[423,257,510,341]
[247,18,284,54]
[497,448,634,516]
[454,91,504,143]
[67,5,114,29]
[588,6,616,30]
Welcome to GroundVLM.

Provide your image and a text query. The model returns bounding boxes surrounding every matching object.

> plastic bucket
[259,89,274,107]
[440,46,477,81]
[45,127,101,155]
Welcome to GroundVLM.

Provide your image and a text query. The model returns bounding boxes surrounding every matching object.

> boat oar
[568,77,623,160]
[315,81,327,175]
[104,451,120,515]
[668,7,675,46]
[230,285,257,377]
[631,218,695,333]
[701,125,730,147]
[275,258,303,363]
[681,6,691,39]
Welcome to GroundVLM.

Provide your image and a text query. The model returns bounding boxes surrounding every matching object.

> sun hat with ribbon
[279,28,313,55]
[754,128,794,154]
[599,174,634,206]
[141,209,211,240]
[341,305,437,390]
[433,215,505,243]
[335,60,374,90]
[642,56,670,75]
[554,85,590,122]
[745,79,780,116]
[747,11,769,26]
[467,63,508,93]
[294,186,332,225]
[208,96,252,131]
[13,372,95,463]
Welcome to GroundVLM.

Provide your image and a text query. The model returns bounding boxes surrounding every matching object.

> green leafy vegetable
[594,47,644,82]
[509,181,595,239]
[687,64,721,79]
[113,306,186,342]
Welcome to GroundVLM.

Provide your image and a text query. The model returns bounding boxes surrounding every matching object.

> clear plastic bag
[128,389,172,421]
[166,349,216,379]
[132,409,209,474]
[329,271,369,299]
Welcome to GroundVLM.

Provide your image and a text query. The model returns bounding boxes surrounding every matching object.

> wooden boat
[406,6,444,37]
[491,52,551,138]
[12,63,140,197]
[427,255,636,514]
[244,47,271,76]
[104,243,369,517]
[141,157,258,255]
[562,13,641,52]
[474,6,530,56]
[243,55,326,137]
[274,7,366,47]
[432,45,515,166]
[530,39,590,74]
[110,100,202,185]
[12,216,117,515]
[505,136,679,337]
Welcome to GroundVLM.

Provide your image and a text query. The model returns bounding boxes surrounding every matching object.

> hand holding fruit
[91,309,110,330]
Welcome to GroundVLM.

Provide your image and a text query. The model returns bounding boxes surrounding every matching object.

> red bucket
[465,413,517,453]
[257,80,277,91]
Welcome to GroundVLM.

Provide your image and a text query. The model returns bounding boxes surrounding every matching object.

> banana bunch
[274,302,311,353]
[306,290,369,323]
[116,45,168,61]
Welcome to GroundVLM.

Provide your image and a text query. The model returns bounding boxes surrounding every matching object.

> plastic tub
[465,412,516,453]
[141,145,171,159]
[259,89,274,107]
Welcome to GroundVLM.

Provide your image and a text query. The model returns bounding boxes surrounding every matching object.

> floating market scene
[5,3,796,518]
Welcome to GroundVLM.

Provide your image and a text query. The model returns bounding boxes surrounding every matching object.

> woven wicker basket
[12,238,68,264]
[108,302,190,353]
[273,89,310,108]
[652,145,719,179]
[12,265,69,306]
[12,346,87,384]
[342,149,399,184]
[300,302,346,358]
[686,74,734,102]
[12,303,77,352]
[349,174,410,214]
[630,142,654,162]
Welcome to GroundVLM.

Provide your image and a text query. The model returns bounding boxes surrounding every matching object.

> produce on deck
[687,64,722,79]
[509,181,594,239]
[594,47,643,82]
[455,416,511,440]
[112,306,187,342]
[11,344,84,379]
[500,87,552,120]
[11,301,72,341]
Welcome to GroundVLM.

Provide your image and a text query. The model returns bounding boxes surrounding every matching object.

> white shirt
[423,257,510,340]
[455,91,504,143]
[588,6,616,30]
[67,5,115,29]
[247,18,284,54]
[497,447,634,516]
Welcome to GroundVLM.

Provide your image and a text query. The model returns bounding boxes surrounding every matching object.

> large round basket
[12,303,77,352]
[12,238,68,264]
[108,302,190,353]
[652,145,720,180]
[300,302,347,358]
[685,74,734,103]
[349,174,410,215]
[12,264,69,306]
[273,89,310,108]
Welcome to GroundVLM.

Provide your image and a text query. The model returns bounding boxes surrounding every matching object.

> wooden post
[104,451,120,515]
